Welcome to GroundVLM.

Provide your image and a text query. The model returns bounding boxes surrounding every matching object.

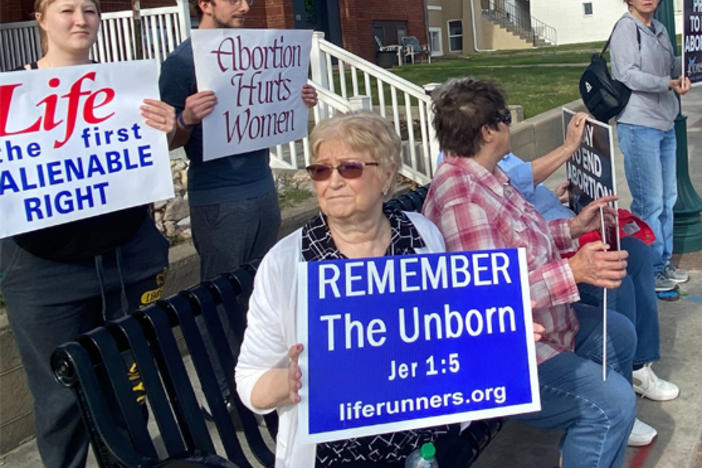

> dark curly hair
[431,78,508,158]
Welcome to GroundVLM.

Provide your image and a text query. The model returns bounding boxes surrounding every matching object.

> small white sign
[191,28,313,161]
[0,61,174,238]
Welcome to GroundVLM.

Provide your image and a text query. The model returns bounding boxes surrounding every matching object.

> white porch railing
[0,0,190,71]
[271,31,440,184]
[1,10,438,185]
[0,20,42,71]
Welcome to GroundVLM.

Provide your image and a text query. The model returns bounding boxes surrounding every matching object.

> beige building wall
[427,0,533,56]
[426,0,472,56]
[476,20,533,50]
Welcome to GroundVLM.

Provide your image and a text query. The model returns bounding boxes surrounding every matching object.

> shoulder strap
[602,17,641,55]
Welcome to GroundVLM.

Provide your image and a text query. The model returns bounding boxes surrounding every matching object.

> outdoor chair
[374,34,403,67]
[49,188,502,468]
[401,36,431,64]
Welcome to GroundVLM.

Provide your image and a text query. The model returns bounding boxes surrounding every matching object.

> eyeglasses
[221,0,255,6]
[306,161,379,181]
[493,109,512,126]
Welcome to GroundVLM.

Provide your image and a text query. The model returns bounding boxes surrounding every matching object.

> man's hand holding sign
[190,29,315,161]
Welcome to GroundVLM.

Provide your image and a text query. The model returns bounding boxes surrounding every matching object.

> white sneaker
[633,363,680,401]
[628,418,657,447]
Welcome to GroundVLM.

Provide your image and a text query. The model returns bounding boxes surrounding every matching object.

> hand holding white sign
[0,61,174,238]
[191,29,313,161]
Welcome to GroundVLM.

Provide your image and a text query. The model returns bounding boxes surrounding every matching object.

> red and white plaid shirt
[423,155,581,364]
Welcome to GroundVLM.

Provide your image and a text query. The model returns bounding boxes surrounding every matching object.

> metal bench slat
[52,343,152,467]
[111,315,188,456]
[146,304,214,453]
[79,328,159,459]
[161,294,246,461]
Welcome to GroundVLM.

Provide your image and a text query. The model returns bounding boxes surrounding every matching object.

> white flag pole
[599,206,608,382]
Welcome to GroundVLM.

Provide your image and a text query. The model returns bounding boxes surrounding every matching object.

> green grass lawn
[374,36,684,118]
[386,45,605,118]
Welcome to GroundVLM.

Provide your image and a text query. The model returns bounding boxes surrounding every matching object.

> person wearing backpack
[610,0,691,292]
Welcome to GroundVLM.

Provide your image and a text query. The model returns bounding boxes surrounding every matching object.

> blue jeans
[578,237,660,367]
[513,304,637,468]
[617,123,677,273]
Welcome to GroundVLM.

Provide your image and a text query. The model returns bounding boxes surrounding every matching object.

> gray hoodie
[610,12,681,131]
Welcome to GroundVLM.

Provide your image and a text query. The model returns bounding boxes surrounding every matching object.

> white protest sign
[0,60,174,238]
[191,29,313,161]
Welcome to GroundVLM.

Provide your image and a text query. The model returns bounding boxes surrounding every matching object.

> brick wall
[1,1,33,23]
[339,0,428,62]
[2,0,427,63]
[244,0,293,29]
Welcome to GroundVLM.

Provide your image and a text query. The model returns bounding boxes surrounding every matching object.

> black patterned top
[300,206,454,467]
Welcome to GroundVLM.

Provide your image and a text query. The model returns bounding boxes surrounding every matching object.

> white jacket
[235,211,446,467]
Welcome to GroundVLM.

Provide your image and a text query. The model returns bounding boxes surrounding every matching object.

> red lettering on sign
[0,71,116,148]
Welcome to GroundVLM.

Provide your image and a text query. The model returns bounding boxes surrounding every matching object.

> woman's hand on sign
[141,99,176,142]
[569,195,618,239]
[670,76,691,96]
[568,241,628,289]
[288,343,304,404]
[182,90,217,126]
[533,322,545,342]
[301,84,318,108]
[563,112,588,153]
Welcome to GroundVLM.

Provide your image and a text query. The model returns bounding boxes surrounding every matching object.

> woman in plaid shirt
[423,78,637,468]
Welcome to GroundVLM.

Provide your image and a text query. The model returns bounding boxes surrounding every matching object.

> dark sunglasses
[306,161,379,181]
[493,109,512,126]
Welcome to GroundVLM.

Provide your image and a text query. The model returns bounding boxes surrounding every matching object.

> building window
[448,20,462,52]
[373,20,408,47]
[583,2,593,15]
[429,27,443,56]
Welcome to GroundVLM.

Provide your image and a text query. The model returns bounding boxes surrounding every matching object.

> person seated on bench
[235,112,507,467]
[422,77,636,468]
[497,150,680,447]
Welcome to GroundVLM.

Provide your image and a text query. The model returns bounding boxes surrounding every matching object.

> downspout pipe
[470,0,494,52]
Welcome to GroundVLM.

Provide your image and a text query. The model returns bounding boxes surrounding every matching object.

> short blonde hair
[35,0,101,54]
[310,111,401,173]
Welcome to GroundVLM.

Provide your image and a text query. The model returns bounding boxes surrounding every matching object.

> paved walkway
[3,88,702,467]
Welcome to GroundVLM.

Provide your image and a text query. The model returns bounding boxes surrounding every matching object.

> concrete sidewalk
[3,89,702,467]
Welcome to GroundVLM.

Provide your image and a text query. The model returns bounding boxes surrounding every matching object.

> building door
[293,0,342,47]
[428,27,443,56]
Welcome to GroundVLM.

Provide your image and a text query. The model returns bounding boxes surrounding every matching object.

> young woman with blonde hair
[0,1,174,466]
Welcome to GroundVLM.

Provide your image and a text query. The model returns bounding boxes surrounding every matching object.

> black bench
[50,187,502,467]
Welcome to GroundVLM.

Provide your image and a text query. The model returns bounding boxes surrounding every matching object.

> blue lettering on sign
[302,249,538,439]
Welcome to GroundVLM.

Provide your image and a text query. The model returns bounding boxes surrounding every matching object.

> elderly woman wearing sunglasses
[235,111,457,467]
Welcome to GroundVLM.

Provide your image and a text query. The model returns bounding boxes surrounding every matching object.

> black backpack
[579,22,640,123]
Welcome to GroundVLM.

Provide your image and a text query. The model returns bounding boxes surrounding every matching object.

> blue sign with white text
[296,248,541,443]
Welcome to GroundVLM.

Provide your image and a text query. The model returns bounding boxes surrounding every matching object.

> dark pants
[0,221,168,468]
[190,189,281,398]
[190,189,281,281]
